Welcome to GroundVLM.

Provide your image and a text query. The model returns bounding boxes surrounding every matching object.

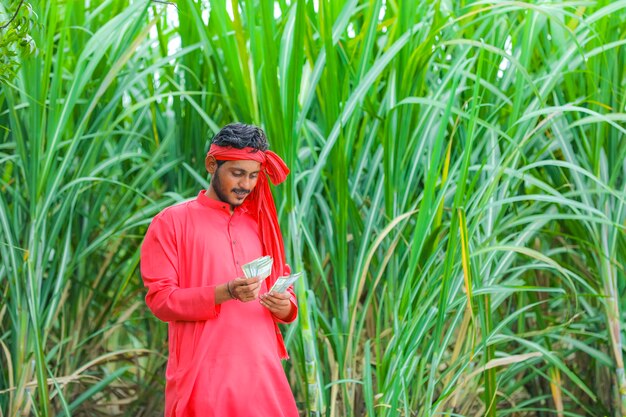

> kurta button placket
[228,215,237,269]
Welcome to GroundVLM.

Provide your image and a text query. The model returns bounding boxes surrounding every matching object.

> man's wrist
[215,282,237,305]
[226,280,237,300]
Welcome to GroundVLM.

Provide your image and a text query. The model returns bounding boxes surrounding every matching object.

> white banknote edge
[242,256,273,280]
[269,272,302,293]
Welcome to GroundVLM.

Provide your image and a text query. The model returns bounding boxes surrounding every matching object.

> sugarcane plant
[0,0,625,416]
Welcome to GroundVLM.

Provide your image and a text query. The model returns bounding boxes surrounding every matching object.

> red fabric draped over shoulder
[207,144,289,286]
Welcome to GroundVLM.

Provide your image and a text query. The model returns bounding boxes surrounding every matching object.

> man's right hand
[229,277,261,302]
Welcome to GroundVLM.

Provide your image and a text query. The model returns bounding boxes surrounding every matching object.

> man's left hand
[259,291,293,320]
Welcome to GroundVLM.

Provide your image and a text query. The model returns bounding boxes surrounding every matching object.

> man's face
[208,160,261,208]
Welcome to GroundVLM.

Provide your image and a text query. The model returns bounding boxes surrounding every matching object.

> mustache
[232,188,251,194]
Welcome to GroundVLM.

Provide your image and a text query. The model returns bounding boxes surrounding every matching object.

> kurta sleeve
[141,213,220,322]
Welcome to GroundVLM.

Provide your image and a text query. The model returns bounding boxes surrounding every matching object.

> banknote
[242,256,273,281]
[269,272,302,293]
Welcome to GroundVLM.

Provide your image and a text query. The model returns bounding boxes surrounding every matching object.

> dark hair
[211,123,269,152]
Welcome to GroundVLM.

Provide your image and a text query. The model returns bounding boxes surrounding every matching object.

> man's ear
[205,155,218,174]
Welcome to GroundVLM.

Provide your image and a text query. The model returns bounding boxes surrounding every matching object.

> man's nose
[240,176,252,189]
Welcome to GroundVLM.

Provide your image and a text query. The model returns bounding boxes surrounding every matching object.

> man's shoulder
[153,197,197,223]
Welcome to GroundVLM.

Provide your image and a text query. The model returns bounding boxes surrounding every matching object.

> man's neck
[205,188,236,215]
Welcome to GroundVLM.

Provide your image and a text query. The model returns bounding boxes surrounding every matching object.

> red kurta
[141,190,299,417]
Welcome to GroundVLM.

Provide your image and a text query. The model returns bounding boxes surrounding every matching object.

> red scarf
[207,144,289,286]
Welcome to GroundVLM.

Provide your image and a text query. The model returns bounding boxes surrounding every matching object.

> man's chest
[174,210,264,282]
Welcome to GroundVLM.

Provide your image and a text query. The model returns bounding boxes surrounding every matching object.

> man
[140,123,299,416]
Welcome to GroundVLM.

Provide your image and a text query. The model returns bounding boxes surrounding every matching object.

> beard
[212,168,250,207]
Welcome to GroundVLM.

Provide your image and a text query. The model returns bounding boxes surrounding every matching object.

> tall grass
[0,0,625,416]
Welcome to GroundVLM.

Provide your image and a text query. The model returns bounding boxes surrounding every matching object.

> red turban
[207,144,290,286]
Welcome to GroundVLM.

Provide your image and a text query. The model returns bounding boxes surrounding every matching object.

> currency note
[242,256,273,281]
[269,272,302,293]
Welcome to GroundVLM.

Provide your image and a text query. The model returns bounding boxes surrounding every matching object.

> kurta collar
[197,190,249,214]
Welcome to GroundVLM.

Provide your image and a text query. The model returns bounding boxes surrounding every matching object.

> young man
[140,123,299,416]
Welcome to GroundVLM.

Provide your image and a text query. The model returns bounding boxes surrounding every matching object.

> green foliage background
[0,0,625,416]
[0,1,36,83]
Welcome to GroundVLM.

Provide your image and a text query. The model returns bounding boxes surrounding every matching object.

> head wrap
[207,144,290,285]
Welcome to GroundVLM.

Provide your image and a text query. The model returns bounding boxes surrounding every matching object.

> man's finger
[261,293,289,306]
[259,298,278,310]
[263,296,287,306]
[264,292,290,301]
[260,296,289,313]
[234,278,260,289]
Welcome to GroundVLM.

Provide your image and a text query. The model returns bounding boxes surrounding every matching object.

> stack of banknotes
[269,272,302,293]
[242,256,273,281]
[242,255,302,293]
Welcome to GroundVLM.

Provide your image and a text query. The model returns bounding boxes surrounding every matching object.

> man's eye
[251,174,258,179]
